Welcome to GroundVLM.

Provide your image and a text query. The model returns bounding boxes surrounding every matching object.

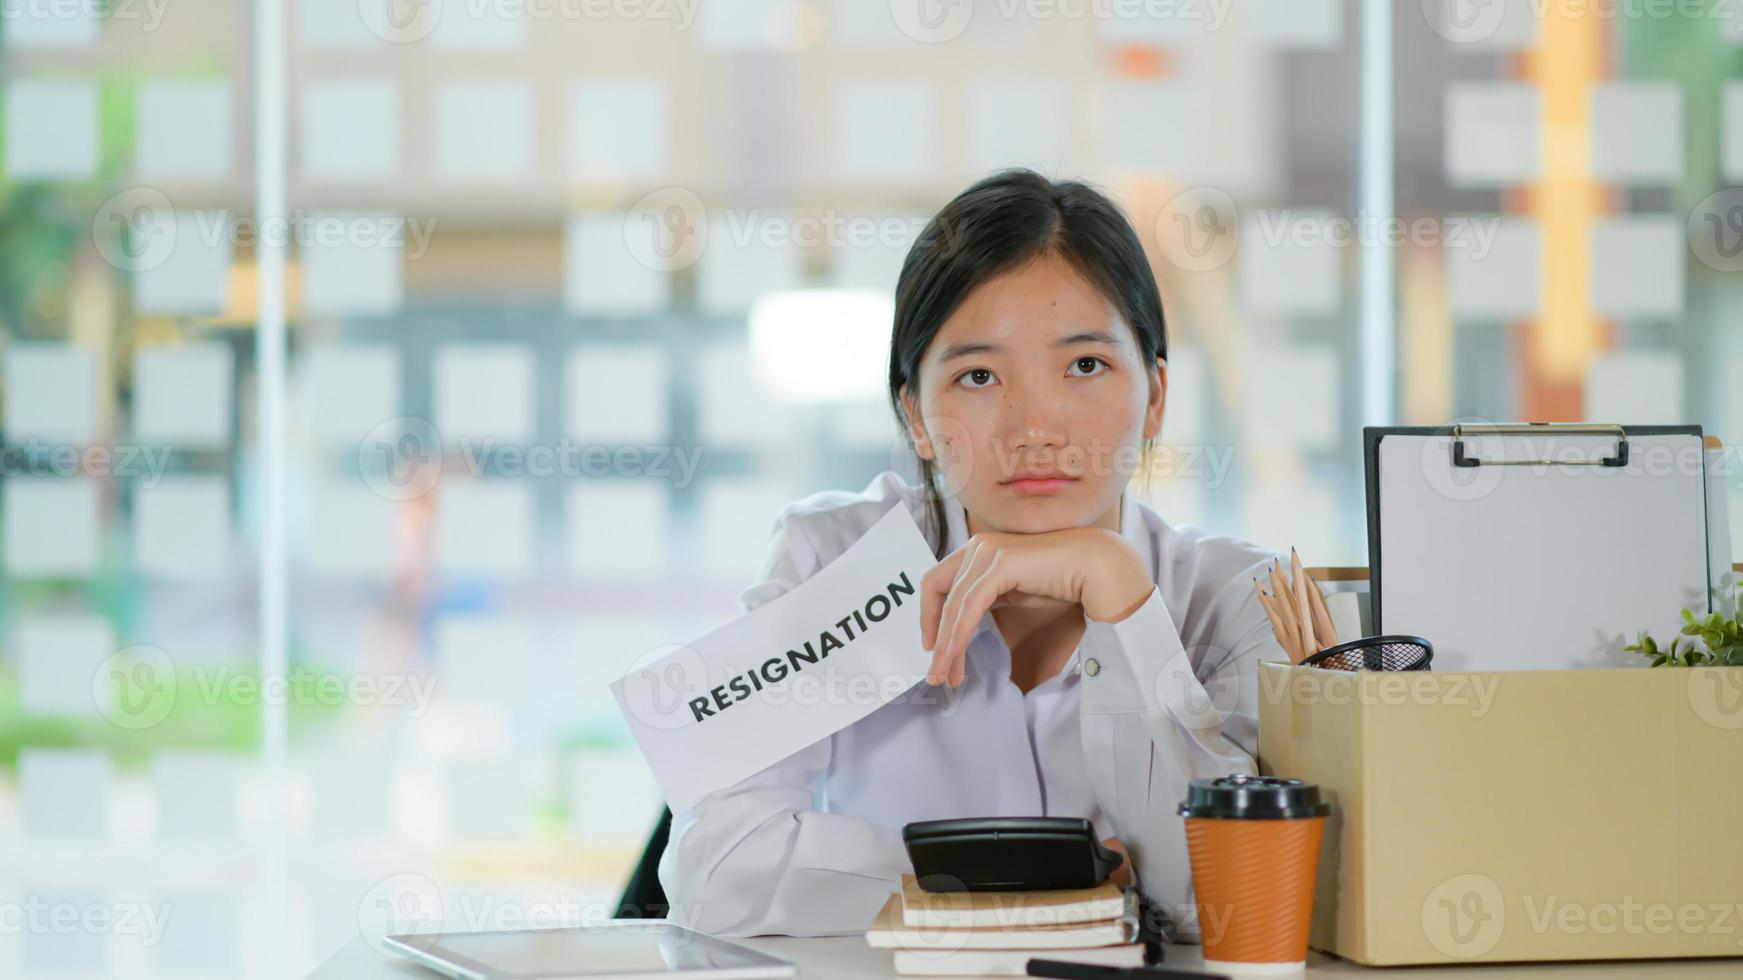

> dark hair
[887,169,1169,556]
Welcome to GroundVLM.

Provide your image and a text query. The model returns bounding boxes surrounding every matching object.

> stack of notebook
[866,874,1147,976]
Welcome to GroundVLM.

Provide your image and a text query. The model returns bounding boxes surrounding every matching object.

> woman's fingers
[932,545,993,683]
[939,555,1009,687]
[925,544,985,683]
[919,547,967,656]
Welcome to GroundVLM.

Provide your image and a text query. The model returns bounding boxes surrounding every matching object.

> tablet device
[903,816,1125,892]
[381,921,796,980]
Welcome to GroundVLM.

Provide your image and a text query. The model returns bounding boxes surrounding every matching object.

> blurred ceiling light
[749,289,893,403]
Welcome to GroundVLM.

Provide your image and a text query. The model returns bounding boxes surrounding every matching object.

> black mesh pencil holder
[1302,635,1433,672]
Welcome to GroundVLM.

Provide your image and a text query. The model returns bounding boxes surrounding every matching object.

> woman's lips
[1002,476,1077,495]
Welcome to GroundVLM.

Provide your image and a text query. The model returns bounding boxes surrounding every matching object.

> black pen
[1026,958,1230,980]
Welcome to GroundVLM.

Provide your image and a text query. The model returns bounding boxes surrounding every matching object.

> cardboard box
[1257,661,1743,965]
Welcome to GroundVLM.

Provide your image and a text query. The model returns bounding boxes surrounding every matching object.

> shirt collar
[934,486,1157,674]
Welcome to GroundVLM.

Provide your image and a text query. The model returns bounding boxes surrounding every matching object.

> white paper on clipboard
[1373,426,1712,672]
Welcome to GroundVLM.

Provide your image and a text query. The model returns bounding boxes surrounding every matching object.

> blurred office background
[1,0,1741,975]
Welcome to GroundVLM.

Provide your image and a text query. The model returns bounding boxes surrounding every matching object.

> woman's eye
[1068,357,1108,377]
[957,368,997,389]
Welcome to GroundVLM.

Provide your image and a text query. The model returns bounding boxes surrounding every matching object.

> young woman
[659,169,1285,940]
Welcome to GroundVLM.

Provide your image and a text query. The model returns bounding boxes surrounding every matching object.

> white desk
[310,932,1743,978]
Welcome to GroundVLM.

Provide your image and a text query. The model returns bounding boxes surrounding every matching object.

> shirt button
[1083,658,1101,677]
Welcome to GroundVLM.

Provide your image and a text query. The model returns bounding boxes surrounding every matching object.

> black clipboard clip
[1449,422,1630,469]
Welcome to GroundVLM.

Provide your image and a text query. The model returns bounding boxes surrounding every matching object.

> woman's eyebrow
[938,330,1122,362]
[938,340,999,361]
[1055,329,1122,348]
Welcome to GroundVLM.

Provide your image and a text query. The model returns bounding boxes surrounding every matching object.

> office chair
[614,806,673,918]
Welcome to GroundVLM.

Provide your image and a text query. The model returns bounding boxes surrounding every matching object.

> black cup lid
[1177,773,1330,820]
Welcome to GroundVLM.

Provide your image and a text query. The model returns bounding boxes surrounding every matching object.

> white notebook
[868,893,1137,950]
[897,874,1126,930]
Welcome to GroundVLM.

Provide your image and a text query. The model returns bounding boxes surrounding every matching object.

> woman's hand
[919,527,1154,687]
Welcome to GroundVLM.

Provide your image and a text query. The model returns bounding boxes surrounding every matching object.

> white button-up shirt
[659,471,1287,939]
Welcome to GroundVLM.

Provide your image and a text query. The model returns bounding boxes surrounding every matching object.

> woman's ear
[899,384,935,461]
[1141,356,1167,442]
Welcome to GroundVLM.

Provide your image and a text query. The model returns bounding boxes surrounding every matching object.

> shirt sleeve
[657,516,912,937]
[1075,553,1288,942]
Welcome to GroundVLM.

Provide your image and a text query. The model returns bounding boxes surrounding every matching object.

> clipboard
[1364,423,1715,672]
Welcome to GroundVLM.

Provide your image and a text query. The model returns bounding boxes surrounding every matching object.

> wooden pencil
[1305,567,1339,647]
[1254,578,1301,663]
[1266,562,1303,660]
[1290,548,1318,656]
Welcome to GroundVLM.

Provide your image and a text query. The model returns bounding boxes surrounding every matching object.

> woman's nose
[1005,396,1067,451]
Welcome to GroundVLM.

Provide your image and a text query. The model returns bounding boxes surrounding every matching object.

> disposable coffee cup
[1178,773,1329,973]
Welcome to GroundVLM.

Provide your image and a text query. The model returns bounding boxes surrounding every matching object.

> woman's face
[901,252,1166,535]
